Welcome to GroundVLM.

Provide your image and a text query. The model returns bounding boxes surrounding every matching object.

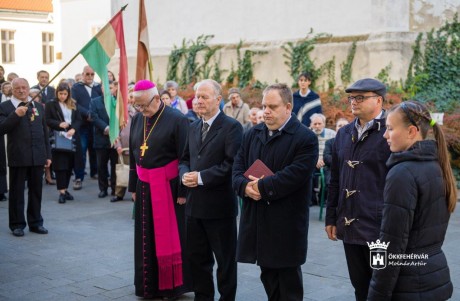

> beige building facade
[56,0,460,88]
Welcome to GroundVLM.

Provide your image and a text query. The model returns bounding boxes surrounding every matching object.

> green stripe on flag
[80,38,119,144]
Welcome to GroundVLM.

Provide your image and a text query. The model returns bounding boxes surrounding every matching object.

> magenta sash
[136,160,183,290]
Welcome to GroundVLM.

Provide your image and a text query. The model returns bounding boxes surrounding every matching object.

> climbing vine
[281,29,330,88]
[340,41,356,86]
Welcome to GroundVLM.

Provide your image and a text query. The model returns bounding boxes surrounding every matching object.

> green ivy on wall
[405,13,460,113]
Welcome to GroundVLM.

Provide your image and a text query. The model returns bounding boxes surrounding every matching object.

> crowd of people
[0,63,456,301]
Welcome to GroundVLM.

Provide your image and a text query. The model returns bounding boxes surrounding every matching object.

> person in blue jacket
[367,100,456,300]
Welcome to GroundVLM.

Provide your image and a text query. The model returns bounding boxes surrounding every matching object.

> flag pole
[30,4,129,103]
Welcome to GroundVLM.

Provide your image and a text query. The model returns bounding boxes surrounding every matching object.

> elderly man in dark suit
[0,78,51,237]
[90,81,117,198]
[180,79,243,301]
[233,83,318,301]
[31,70,55,104]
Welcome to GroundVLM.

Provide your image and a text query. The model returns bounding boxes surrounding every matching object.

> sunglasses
[85,73,95,76]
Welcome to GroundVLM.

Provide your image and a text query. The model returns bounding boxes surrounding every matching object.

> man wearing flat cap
[325,78,391,301]
[223,88,250,126]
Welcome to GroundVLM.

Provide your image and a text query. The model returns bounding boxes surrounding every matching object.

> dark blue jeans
[74,125,98,180]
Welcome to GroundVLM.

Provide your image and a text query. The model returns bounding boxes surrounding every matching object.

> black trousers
[55,170,72,190]
[95,148,117,193]
[186,216,237,301]
[260,266,303,301]
[343,243,372,301]
[8,166,44,230]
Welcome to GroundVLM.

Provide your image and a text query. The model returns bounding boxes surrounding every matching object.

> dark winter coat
[367,140,453,301]
[90,96,111,149]
[233,116,318,268]
[326,116,391,244]
[323,137,334,184]
[45,100,84,171]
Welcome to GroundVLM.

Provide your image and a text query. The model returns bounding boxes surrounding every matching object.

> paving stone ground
[1,178,459,300]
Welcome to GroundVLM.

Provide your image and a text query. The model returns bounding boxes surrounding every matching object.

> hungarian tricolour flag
[80,6,129,144]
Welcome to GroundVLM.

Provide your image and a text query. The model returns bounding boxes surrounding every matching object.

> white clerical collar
[11,96,32,108]
[203,110,220,127]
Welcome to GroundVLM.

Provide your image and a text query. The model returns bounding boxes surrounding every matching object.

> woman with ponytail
[367,100,456,300]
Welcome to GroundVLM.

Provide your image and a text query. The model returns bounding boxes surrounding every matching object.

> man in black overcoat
[180,79,243,301]
[0,78,51,237]
[233,83,318,301]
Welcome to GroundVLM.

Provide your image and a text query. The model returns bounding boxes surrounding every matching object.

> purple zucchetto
[134,80,156,92]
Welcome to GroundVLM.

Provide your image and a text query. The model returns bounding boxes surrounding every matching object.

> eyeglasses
[400,102,419,131]
[134,95,155,110]
[348,95,379,103]
[85,73,95,76]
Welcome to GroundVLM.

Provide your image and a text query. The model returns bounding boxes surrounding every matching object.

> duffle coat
[326,116,391,244]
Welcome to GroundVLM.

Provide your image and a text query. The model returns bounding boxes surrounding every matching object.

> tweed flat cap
[228,88,241,96]
[345,78,386,97]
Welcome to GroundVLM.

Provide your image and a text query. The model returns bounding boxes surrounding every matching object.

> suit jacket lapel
[199,112,224,152]
[194,120,202,149]
[54,101,65,122]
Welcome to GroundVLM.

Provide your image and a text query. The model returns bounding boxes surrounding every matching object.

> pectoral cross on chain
[140,142,149,157]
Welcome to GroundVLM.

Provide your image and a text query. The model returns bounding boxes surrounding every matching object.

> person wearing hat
[129,80,191,299]
[223,87,250,126]
[325,78,391,301]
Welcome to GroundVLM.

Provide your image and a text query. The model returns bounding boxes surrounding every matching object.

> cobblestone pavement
[0,178,459,300]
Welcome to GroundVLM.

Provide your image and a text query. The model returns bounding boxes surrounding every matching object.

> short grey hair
[198,79,222,98]
[164,80,179,90]
[310,113,326,123]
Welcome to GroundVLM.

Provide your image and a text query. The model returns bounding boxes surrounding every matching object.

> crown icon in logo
[367,239,390,250]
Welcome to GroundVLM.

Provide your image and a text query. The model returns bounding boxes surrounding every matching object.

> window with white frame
[1,30,15,63]
[42,32,54,64]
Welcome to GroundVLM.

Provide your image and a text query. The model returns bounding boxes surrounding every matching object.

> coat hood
[387,140,438,169]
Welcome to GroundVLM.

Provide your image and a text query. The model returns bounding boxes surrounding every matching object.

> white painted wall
[0,12,57,86]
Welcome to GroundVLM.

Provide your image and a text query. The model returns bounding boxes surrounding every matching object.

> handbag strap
[118,148,129,165]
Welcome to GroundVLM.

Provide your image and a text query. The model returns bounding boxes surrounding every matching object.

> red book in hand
[244,159,274,179]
